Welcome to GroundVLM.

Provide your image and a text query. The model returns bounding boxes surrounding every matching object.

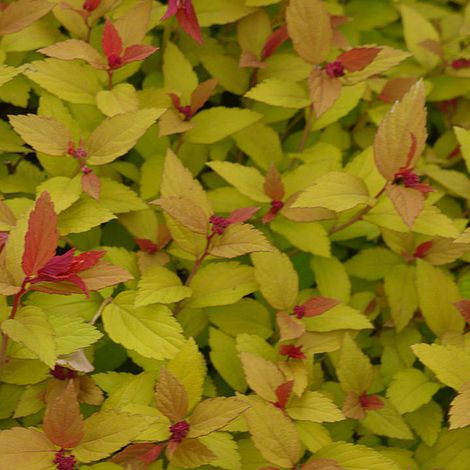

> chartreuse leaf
[58,198,116,235]
[186,262,258,308]
[455,127,470,173]
[96,84,139,117]
[449,382,470,429]
[47,311,102,355]
[311,256,351,303]
[135,265,192,307]
[239,351,284,402]
[24,59,102,105]
[163,42,198,102]
[184,107,261,144]
[209,328,247,392]
[251,249,298,310]
[1,306,56,368]
[313,442,402,470]
[295,421,332,453]
[337,334,373,394]
[102,372,157,411]
[412,343,470,390]
[384,264,418,332]
[188,397,249,438]
[199,432,241,470]
[207,161,270,202]
[97,178,147,214]
[73,411,155,463]
[303,304,372,332]
[245,78,310,108]
[416,260,465,337]
[102,291,185,360]
[0,427,56,470]
[387,368,440,414]
[167,338,206,411]
[87,109,164,165]
[400,5,441,70]
[206,298,272,339]
[405,401,442,447]
[345,247,402,280]
[244,397,303,468]
[271,218,330,257]
[287,391,344,423]
[233,122,283,170]
[293,172,372,212]
[36,177,81,213]
[0,65,21,88]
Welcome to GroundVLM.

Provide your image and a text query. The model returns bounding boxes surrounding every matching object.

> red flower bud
[169,420,190,443]
[324,60,345,78]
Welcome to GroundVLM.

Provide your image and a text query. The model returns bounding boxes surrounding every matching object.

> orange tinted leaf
[386,185,424,228]
[337,47,381,72]
[0,0,53,35]
[455,300,470,324]
[302,297,340,317]
[286,0,332,65]
[43,380,84,449]
[155,368,189,422]
[22,192,58,277]
[0,427,56,469]
[379,77,416,103]
[264,164,285,201]
[276,311,305,341]
[308,69,342,118]
[79,260,133,291]
[168,438,215,467]
[374,81,427,180]
[191,79,218,115]
[81,172,101,200]
[39,40,106,69]
[187,397,250,438]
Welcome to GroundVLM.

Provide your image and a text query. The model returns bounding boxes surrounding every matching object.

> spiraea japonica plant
[1,0,470,468]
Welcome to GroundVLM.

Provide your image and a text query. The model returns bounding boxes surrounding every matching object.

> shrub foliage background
[1,0,470,468]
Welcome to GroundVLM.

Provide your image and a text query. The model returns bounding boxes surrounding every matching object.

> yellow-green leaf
[135,265,192,307]
[87,109,164,165]
[251,249,298,310]
[245,78,310,108]
[102,291,185,360]
[185,107,262,144]
[187,262,258,308]
[449,382,470,430]
[287,391,344,423]
[293,172,372,212]
[1,306,56,368]
[8,114,71,156]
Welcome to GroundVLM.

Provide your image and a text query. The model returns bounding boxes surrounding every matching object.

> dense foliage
[1,0,470,468]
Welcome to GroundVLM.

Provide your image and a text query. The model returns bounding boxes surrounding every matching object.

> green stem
[0,277,29,368]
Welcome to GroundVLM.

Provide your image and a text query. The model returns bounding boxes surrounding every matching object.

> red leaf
[227,206,260,224]
[175,1,203,45]
[262,24,289,60]
[337,47,381,72]
[161,0,178,20]
[39,249,75,276]
[274,381,294,409]
[302,296,340,317]
[359,393,384,411]
[102,20,122,59]
[122,44,159,65]
[82,171,101,200]
[454,300,470,324]
[0,232,8,251]
[22,192,58,277]
[413,241,433,259]
[136,238,158,254]
[279,344,306,360]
